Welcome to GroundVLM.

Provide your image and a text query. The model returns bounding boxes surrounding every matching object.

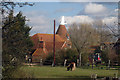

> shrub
[45,49,78,66]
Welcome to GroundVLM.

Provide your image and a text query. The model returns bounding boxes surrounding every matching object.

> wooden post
[64,59,67,67]
[40,59,42,66]
[53,20,56,67]
[92,59,94,69]
[108,60,110,70]
[77,59,79,67]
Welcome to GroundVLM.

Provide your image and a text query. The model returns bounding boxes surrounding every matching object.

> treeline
[68,22,117,66]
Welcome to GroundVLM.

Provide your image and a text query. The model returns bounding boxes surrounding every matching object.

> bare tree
[68,23,100,66]
[0,0,34,21]
[93,20,116,43]
[93,19,119,65]
[68,21,116,66]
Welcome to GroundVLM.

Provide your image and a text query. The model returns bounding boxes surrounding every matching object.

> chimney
[39,37,45,49]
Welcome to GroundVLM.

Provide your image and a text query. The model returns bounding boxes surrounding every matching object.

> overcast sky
[14,2,118,36]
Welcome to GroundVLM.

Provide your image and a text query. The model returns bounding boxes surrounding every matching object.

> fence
[2,60,120,70]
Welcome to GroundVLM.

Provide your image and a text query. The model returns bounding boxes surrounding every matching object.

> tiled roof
[45,42,65,52]
[31,33,65,52]
[34,33,64,42]
[32,48,47,56]
[56,25,69,40]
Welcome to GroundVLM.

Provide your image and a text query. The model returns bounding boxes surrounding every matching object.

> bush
[45,49,78,66]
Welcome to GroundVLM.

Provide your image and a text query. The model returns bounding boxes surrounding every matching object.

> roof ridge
[37,33,53,35]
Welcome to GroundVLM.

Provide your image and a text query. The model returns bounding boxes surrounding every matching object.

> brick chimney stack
[39,37,45,49]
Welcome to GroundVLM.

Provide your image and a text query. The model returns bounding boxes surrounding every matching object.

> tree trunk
[79,53,81,67]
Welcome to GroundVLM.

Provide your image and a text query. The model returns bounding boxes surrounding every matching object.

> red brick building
[31,16,71,62]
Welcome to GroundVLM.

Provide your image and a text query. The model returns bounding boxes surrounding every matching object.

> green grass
[15,66,119,78]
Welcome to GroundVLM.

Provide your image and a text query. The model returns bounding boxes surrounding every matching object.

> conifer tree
[2,11,33,78]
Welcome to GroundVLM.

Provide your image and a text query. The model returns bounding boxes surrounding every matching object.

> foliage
[68,22,116,66]
[45,49,78,66]
[2,11,33,78]
[101,51,109,63]
[0,2,34,17]
[81,52,89,65]
[101,46,117,65]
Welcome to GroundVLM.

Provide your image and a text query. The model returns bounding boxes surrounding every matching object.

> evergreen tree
[2,11,33,78]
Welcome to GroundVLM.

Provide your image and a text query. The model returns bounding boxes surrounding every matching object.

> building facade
[31,16,71,62]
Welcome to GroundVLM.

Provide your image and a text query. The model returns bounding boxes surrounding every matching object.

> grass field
[13,66,119,78]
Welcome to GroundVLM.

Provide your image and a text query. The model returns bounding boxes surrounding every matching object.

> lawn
[13,66,119,78]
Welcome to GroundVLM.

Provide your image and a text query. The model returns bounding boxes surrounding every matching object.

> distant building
[89,45,102,64]
[31,16,71,62]
[89,42,115,64]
